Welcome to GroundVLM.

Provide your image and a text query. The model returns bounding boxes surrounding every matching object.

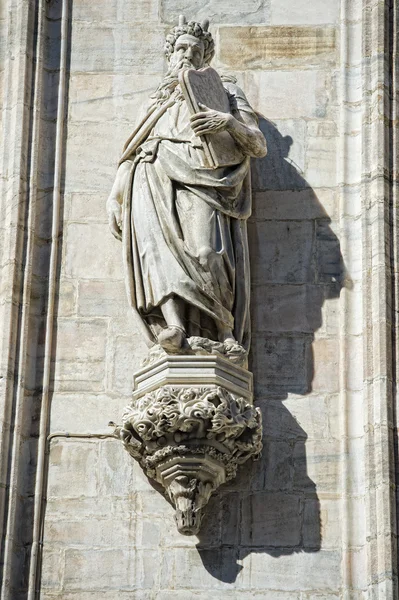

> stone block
[44,517,134,548]
[241,492,301,546]
[57,278,77,317]
[64,122,125,192]
[47,440,98,498]
[107,333,147,395]
[70,22,165,74]
[260,398,308,441]
[218,26,336,70]
[40,548,63,590]
[306,136,337,188]
[317,497,341,549]
[54,318,107,362]
[53,318,107,392]
[312,336,340,393]
[307,120,338,138]
[64,223,124,280]
[78,280,128,317]
[45,496,115,521]
[72,0,118,22]
[252,188,336,221]
[69,73,158,124]
[165,547,232,589]
[284,394,329,441]
[161,0,270,25]
[296,440,341,494]
[120,0,159,22]
[50,393,125,433]
[53,360,106,393]
[251,118,308,191]
[252,334,313,397]
[98,439,136,497]
[270,0,339,24]
[67,193,108,224]
[246,70,329,119]
[158,593,298,600]
[252,284,324,334]
[248,220,315,285]
[315,219,344,286]
[262,440,295,491]
[249,549,340,590]
[41,593,152,600]
[63,548,131,589]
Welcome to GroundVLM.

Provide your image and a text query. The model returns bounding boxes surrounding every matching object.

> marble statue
[109,16,265,535]
[107,15,267,362]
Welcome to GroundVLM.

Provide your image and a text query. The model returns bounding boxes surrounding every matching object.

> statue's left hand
[190,103,233,136]
[107,197,122,241]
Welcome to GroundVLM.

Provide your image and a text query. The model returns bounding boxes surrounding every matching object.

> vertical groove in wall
[0,0,38,594]
[338,0,365,595]
[388,0,399,585]
[361,0,398,596]
[28,0,69,595]
[0,0,46,595]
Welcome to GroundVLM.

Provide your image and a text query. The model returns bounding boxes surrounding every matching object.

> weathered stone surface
[47,441,99,498]
[162,0,270,25]
[246,70,329,119]
[78,280,128,317]
[70,23,166,74]
[50,394,126,433]
[241,492,301,546]
[249,550,341,590]
[64,223,124,280]
[248,220,315,284]
[69,73,158,124]
[67,193,108,223]
[270,0,339,25]
[218,26,336,70]
[306,136,337,187]
[53,318,107,392]
[252,334,313,396]
[252,284,324,333]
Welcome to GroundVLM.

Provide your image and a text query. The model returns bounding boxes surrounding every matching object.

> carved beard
[152,57,201,104]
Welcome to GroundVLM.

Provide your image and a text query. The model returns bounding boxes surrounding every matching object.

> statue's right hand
[107,197,122,241]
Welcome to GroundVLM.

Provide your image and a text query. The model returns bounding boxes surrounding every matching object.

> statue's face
[169,34,205,71]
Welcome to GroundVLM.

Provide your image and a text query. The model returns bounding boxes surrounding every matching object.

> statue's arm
[226,110,267,158]
[189,82,267,159]
[106,161,131,241]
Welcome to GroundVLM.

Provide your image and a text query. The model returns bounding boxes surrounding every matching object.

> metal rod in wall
[27,0,69,595]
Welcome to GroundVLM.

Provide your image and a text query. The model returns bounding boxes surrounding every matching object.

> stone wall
[0,0,398,598]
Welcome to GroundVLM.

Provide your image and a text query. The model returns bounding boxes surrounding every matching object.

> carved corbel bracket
[112,356,262,535]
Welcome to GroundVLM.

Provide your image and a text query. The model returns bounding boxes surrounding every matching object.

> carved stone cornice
[113,356,262,535]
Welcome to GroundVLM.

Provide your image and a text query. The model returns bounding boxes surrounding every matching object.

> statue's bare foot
[158,327,186,353]
[224,338,246,356]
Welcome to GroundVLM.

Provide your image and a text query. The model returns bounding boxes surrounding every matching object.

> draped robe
[119,80,257,349]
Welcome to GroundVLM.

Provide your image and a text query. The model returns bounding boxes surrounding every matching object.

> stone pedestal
[114,355,262,535]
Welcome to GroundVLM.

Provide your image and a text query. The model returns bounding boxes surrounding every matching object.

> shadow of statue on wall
[195,117,349,582]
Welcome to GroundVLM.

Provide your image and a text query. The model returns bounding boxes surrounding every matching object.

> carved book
[179,67,245,169]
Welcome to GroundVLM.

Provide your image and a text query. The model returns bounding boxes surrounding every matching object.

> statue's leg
[158,296,186,351]
[175,189,235,343]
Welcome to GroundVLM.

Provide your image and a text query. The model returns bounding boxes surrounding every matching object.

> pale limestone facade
[0,0,398,599]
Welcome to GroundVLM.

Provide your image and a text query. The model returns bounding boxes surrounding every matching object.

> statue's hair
[164,19,214,65]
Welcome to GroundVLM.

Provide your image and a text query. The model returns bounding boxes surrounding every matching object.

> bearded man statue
[107,16,267,362]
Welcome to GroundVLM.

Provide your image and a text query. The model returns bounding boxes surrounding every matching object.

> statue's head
[165,15,214,72]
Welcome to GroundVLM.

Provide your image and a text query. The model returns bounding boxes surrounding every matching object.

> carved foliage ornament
[113,386,262,535]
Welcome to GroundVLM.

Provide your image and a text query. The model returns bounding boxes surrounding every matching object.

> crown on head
[164,15,215,65]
